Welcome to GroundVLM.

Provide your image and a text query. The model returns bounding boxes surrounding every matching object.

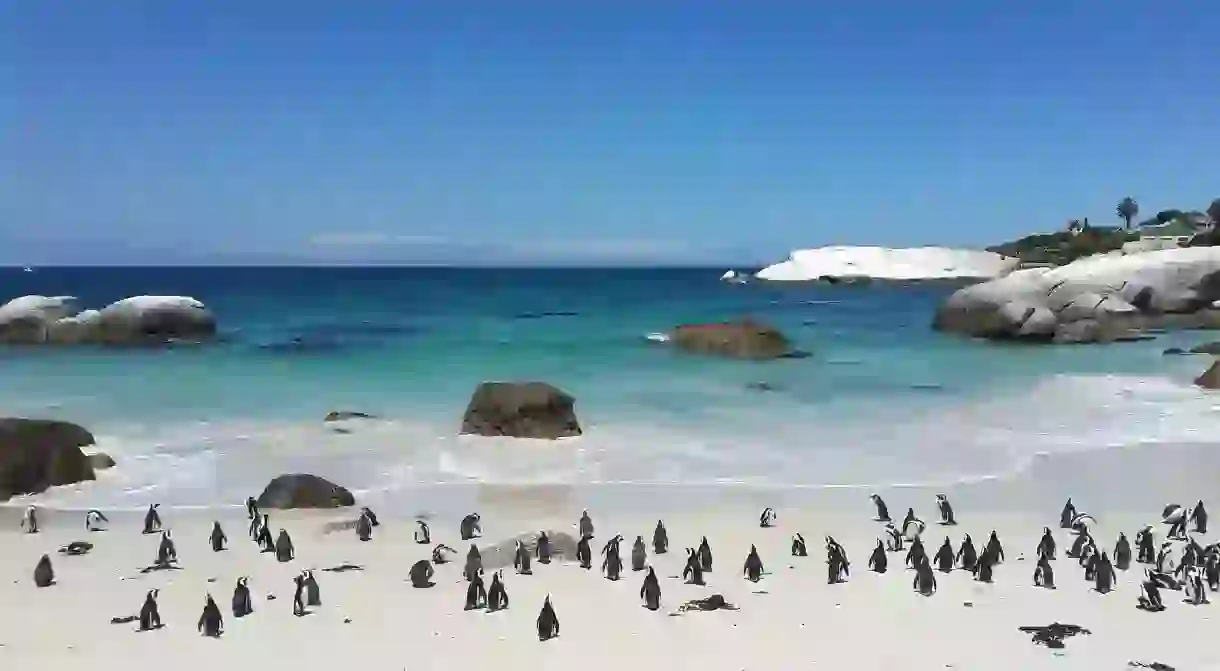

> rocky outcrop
[87,452,116,470]
[0,295,217,346]
[1196,361,1220,389]
[256,474,355,509]
[0,418,97,500]
[757,246,1019,282]
[460,382,582,439]
[933,248,1220,344]
[668,320,794,359]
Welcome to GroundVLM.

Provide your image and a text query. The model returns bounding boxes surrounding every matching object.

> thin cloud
[308,232,449,247]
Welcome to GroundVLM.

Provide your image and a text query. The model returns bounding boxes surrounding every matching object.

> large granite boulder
[667,320,794,359]
[1196,361,1220,389]
[460,382,582,439]
[256,474,355,509]
[933,248,1220,344]
[0,295,217,346]
[0,418,97,500]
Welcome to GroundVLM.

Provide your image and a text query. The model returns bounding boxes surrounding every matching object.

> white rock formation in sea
[0,294,217,345]
[755,246,1019,282]
[933,246,1220,343]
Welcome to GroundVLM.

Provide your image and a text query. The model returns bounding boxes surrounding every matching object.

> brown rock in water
[256,474,355,509]
[323,411,376,422]
[1190,341,1220,355]
[0,418,97,501]
[668,320,794,360]
[1196,361,1220,389]
[460,382,582,439]
[87,452,116,470]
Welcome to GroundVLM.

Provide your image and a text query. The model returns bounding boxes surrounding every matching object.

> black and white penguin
[1034,554,1055,589]
[157,530,178,566]
[974,549,996,583]
[602,535,624,581]
[912,556,936,596]
[1185,567,1209,605]
[683,548,705,585]
[21,505,38,534]
[640,566,662,610]
[33,554,54,588]
[465,543,483,582]
[85,509,109,532]
[1136,526,1156,564]
[464,570,487,611]
[139,589,162,630]
[536,532,553,564]
[1156,542,1175,574]
[360,507,379,527]
[210,521,227,552]
[257,518,275,552]
[759,507,777,528]
[232,577,253,617]
[577,535,593,569]
[1138,571,1166,612]
[1163,503,1188,541]
[956,533,978,572]
[304,569,320,607]
[292,573,306,616]
[537,596,560,641]
[1071,512,1096,536]
[902,512,926,541]
[697,536,713,572]
[935,494,956,525]
[460,513,482,541]
[652,520,668,554]
[868,540,888,573]
[791,533,808,557]
[869,494,891,522]
[410,559,435,588]
[142,504,162,535]
[1067,530,1090,559]
[631,535,647,571]
[1206,550,1220,591]
[355,509,373,542]
[58,541,93,556]
[985,531,1005,563]
[905,537,927,569]
[487,571,509,612]
[414,520,431,544]
[578,510,594,539]
[513,539,533,575]
[933,537,955,573]
[1060,498,1076,529]
[197,594,224,637]
[246,496,258,521]
[1094,552,1117,593]
[884,523,904,552]
[1191,500,1209,534]
[826,536,850,584]
[1114,533,1133,571]
[744,544,764,582]
[1037,527,1056,560]
[275,529,294,562]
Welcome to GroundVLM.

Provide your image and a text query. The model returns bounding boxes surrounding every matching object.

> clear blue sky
[3,1,1218,265]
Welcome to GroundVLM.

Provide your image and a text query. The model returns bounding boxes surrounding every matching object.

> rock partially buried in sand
[256,474,355,509]
[460,382,582,439]
[0,418,97,501]
[667,320,795,360]
[87,452,116,470]
[1195,361,1220,389]
[323,411,376,422]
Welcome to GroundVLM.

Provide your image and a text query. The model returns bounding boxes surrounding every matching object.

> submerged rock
[256,474,355,509]
[323,411,376,422]
[668,320,795,360]
[460,382,582,439]
[0,418,97,500]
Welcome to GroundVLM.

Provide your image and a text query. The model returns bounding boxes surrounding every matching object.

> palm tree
[1117,197,1139,230]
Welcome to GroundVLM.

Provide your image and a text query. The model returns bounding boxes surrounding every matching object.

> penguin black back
[537,596,559,641]
[652,520,668,554]
[33,554,54,587]
[232,577,253,617]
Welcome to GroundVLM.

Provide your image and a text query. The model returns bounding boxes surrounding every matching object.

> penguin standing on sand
[652,520,668,555]
[275,529,294,562]
[85,509,109,532]
[21,505,38,534]
[956,534,978,572]
[198,594,223,637]
[1114,533,1133,571]
[1206,551,1220,591]
[248,510,262,540]
[902,507,917,533]
[1094,552,1117,593]
[884,523,904,552]
[460,513,482,541]
[935,494,956,525]
[537,596,559,641]
[697,536,713,572]
[410,560,436,588]
[257,516,274,552]
[298,570,318,607]
[292,574,306,616]
[870,494,891,522]
[143,504,162,535]
[1156,542,1174,574]
[210,521,227,552]
[985,531,1005,563]
[536,532,553,564]
[933,537,955,572]
[759,507,777,528]
[464,570,487,610]
[683,548,705,585]
[827,537,850,584]
[1060,498,1076,529]
[513,540,533,575]
[246,496,258,521]
[1034,554,1055,589]
[868,540,888,573]
[360,507,379,527]
[465,544,484,581]
[1037,527,1056,560]
[487,571,509,612]
[631,536,647,571]
[792,533,808,557]
[232,577,253,617]
[640,567,661,610]
[1192,500,1209,534]
[1185,567,1209,605]
[33,554,54,587]
[905,537,927,569]
[602,535,624,581]
[1165,504,1188,541]
[1136,526,1156,564]
[1067,530,1090,559]
[140,589,162,630]
[414,520,430,544]
[974,549,996,583]
[744,545,764,582]
[157,530,178,566]
[355,509,373,542]
[913,556,936,596]
[577,535,593,570]
[578,510,594,539]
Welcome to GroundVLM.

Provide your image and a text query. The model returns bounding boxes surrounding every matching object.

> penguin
[912,556,936,595]
[985,531,1005,563]
[537,596,559,641]
[1156,542,1174,574]
[1067,531,1090,559]
[292,573,306,616]
[901,508,918,535]
[1185,567,1209,605]
[905,537,926,569]
[1178,543,1201,578]
[33,554,54,587]
[683,548,705,585]
[464,570,487,610]
[1033,554,1055,589]
[640,566,661,610]
[304,569,320,607]
[414,520,431,544]
[514,539,533,575]
[355,509,373,542]
[868,540,888,573]
[209,521,227,552]
[1138,571,1166,612]
[487,571,509,612]
[1037,527,1056,560]
[248,510,262,540]
[275,529,294,562]
[1206,550,1220,591]
[142,504,162,535]
[157,530,178,566]
[360,507,379,527]
[631,535,647,571]
[410,559,436,588]
[974,549,996,583]
[577,535,593,570]
[460,513,482,541]
[1060,498,1076,529]
[933,537,955,573]
[246,496,258,520]
[1191,500,1209,534]
[1114,533,1133,571]
[58,541,93,556]
[536,532,553,564]
[1164,504,1188,541]
[652,520,668,554]
[956,534,978,572]
[465,543,483,582]
[602,535,624,581]
[21,505,38,534]
[139,589,162,630]
[197,594,223,637]
[578,510,594,539]
[744,544,764,582]
[884,523,904,552]
[791,533,808,557]
[697,536,713,572]
[935,494,956,525]
[85,509,109,532]
[1149,569,1181,591]
[257,518,275,552]
[759,507,777,528]
[902,514,926,541]
[232,577,253,617]
[869,493,891,522]
[826,537,850,584]
[1136,526,1156,564]
[1094,552,1117,593]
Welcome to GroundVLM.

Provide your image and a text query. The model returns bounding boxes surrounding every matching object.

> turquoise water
[2,267,1217,509]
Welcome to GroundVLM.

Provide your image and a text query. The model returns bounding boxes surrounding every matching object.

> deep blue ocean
[2,266,1216,510]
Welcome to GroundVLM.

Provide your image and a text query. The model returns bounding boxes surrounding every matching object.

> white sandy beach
[3,439,1218,671]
